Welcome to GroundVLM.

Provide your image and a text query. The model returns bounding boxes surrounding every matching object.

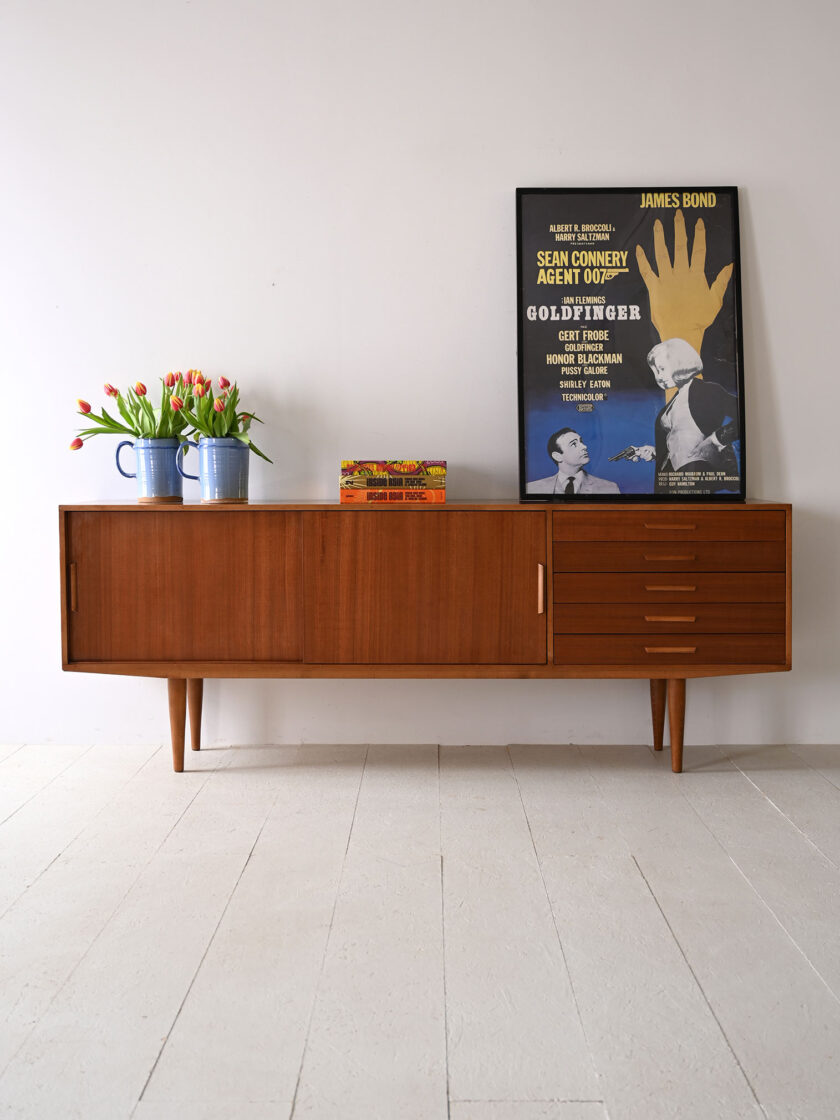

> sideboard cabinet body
[60,502,791,771]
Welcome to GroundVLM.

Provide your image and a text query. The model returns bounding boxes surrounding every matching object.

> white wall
[2,0,837,747]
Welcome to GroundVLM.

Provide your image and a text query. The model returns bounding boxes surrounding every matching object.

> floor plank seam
[0,744,164,923]
[451,1099,607,1104]
[577,747,762,1120]
[789,745,840,792]
[134,777,284,1114]
[288,744,369,1120]
[721,747,840,871]
[629,854,768,1118]
[438,744,452,1120]
[0,751,227,1082]
[0,743,96,829]
[713,848,840,1008]
[506,744,602,1097]
[674,751,840,1008]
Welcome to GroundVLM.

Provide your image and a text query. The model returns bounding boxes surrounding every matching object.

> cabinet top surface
[59,499,791,513]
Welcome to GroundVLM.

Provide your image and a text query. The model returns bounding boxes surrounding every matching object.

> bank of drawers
[552,510,788,667]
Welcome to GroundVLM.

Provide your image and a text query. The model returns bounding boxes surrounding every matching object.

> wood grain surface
[554,602,786,635]
[65,511,303,663]
[302,510,547,664]
[553,540,785,572]
[552,510,786,542]
[552,634,787,666]
[552,571,786,603]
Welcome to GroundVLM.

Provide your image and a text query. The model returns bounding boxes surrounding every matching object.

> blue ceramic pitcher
[177,437,249,503]
[116,438,183,503]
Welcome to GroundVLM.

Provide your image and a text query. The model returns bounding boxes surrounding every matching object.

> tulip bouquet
[71,373,197,449]
[71,372,270,461]
[179,374,271,462]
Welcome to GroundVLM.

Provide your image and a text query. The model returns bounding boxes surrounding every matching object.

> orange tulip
[69,437,83,450]
[77,399,91,414]
[170,396,184,411]
[135,382,147,396]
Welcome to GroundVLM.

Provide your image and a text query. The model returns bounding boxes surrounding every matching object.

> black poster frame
[516,187,746,502]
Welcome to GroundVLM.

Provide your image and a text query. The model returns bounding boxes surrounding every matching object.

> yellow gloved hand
[635,209,734,354]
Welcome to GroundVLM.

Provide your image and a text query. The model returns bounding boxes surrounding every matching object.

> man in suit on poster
[527,427,620,496]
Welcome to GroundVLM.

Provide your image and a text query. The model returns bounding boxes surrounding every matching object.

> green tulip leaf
[116,395,138,432]
[232,432,273,462]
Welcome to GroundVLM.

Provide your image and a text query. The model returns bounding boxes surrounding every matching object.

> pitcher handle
[177,440,200,480]
[115,440,136,478]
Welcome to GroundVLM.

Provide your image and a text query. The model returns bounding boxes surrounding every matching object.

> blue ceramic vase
[116,438,183,503]
[177,437,249,503]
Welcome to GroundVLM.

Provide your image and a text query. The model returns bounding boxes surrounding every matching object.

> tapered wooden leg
[667,678,686,773]
[168,678,187,773]
[649,679,666,751]
[188,678,204,751]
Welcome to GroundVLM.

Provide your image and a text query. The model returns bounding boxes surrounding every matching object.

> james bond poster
[517,187,745,501]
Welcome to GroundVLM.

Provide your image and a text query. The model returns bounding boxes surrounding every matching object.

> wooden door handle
[644,615,697,623]
[643,554,696,562]
[537,563,545,615]
[69,563,78,612]
[645,646,697,654]
[644,584,697,592]
[643,523,696,530]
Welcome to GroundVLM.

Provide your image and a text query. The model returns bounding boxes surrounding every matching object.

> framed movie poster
[517,187,745,501]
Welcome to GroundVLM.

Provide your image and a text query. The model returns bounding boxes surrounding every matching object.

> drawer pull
[643,553,696,562]
[643,523,696,530]
[537,563,545,615]
[645,646,697,654]
[645,615,696,623]
[69,563,78,612]
[644,584,697,592]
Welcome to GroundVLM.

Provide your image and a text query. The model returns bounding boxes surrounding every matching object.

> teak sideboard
[59,501,792,773]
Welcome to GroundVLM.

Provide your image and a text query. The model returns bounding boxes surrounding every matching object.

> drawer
[552,633,787,666]
[553,540,785,573]
[553,572,786,603]
[553,510,786,543]
[554,603,786,635]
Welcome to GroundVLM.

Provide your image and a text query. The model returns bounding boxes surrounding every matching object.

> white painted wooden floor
[1,740,840,1120]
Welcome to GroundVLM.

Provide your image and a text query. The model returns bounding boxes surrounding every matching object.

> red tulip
[164,372,176,387]
[170,396,184,411]
[213,397,225,412]
[135,382,147,396]
[69,437,83,450]
[104,383,118,397]
[194,381,206,398]
[184,370,194,385]
[193,371,205,385]
[77,399,91,414]
[241,413,250,422]
[218,376,230,389]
